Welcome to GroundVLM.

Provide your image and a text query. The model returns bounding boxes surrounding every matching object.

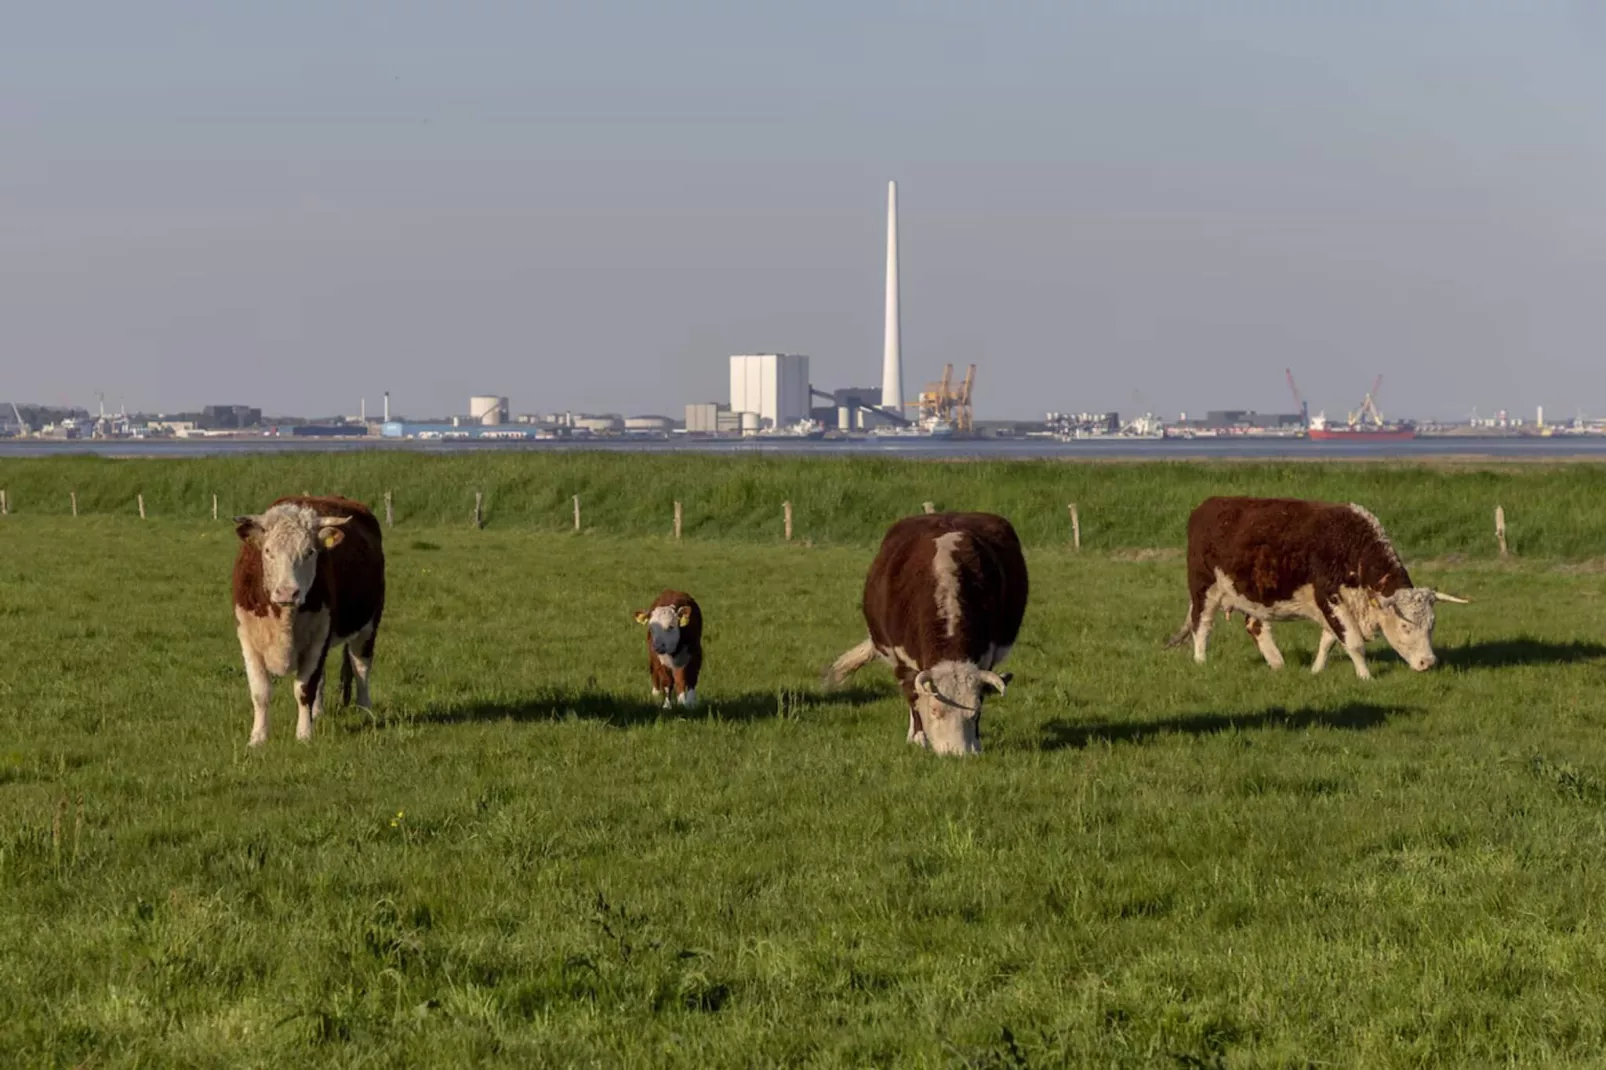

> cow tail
[1163,612,1194,649]
[340,644,355,706]
[823,638,877,689]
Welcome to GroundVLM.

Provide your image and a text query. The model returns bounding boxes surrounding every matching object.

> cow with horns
[1167,496,1468,678]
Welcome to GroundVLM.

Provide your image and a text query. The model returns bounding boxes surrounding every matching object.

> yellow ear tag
[634,611,650,625]
[320,530,344,550]
[678,607,693,627]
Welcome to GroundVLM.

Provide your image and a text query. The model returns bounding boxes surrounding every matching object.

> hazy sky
[4,2,1604,421]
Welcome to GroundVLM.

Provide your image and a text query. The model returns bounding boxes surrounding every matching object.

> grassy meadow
[3,454,1606,1066]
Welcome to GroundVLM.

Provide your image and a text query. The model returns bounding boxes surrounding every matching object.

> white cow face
[235,506,350,608]
[912,662,1011,756]
[1373,587,1469,671]
[634,604,692,657]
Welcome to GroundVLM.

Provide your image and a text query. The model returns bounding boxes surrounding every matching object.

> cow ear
[913,670,936,695]
[677,606,693,627]
[233,516,261,541]
[633,610,650,625]
[318,526,345,550]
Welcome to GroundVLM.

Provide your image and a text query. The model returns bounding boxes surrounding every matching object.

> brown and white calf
[825,512,1028,756]
[232,495,386,744]
[1166,496,1467,679]
[634,589,703,708]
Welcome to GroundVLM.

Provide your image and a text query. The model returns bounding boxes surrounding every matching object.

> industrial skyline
[5,5,1604,423]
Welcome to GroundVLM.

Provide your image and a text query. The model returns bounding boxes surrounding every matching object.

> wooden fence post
[922,501,936,514]
[138,494,146,520]
[212,494,218,521]
[1495,505,1508,557]
[71,492,78,518]
[784,500,794,542]
[673,501,683,540]
[473,492,483,530]
[573,495,581,533]
[1068,503,1081,551]
[384,491,393,527]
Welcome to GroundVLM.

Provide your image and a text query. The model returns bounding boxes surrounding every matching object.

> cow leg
[650,658,674,707]
[673,665,698,708]
[1311,628,1337,673]
[1247,618,1284,669]
[346,625,376,709]
[295,643,330,741]
[1322,599,1371,680]
[1192,582,1224,663]
[240,643,273,747]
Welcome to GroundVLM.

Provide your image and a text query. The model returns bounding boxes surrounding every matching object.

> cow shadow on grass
[1040,702,1414,751]
[1439,638,1606,671]
[404,683,892,730]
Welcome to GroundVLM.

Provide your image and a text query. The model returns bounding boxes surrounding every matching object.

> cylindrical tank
[625,415,674,433]
[838,406,853,430]
[470,395,509,426]
[740,411,761,435]
[575,414,623,434]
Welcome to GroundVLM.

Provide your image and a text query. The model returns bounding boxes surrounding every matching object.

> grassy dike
[1,451,1605,555]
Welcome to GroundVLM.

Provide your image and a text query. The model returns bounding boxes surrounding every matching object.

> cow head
[911,662,1011,756]
[634,603,693,657]
[1369,587,1470,671]
[234,506,351,608]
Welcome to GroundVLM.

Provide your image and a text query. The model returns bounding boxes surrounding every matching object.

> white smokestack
[383,391,390,422]
[881,180,902,418]
[361,397,366,422]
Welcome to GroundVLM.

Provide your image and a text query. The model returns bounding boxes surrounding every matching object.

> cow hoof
[248,735,267,748]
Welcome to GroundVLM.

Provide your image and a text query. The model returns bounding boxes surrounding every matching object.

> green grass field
[4,458,1606,1066]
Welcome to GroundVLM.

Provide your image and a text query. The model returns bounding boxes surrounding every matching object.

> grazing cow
[824,512,1028,756]
[232,495,386,744]
[634,589,703,708]
[1166,496,1467,678]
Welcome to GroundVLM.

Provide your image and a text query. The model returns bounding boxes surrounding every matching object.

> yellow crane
[906,363,977,433]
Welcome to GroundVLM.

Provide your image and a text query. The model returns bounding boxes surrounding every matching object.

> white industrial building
[729,353,810,430]
[469,395,509,425]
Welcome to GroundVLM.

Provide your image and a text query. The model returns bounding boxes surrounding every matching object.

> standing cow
[1166,496,1467,678]
[634,589,703,708]
[825,512,1028,756]
[232,495,386,744]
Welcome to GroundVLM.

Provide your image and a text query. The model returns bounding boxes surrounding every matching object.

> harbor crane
[1348,375,1387,428]
[1284,368,1309,427]
[907,363,977,433]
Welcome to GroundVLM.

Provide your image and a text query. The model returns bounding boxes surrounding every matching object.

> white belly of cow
[1213,571,1324,625]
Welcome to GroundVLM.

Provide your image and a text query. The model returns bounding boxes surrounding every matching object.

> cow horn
[978,670,1008,695]
[913,670,936,695]
[1432,590,1470,604]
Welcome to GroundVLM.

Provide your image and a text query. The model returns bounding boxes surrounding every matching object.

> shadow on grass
[1041,702,1414,751]
[1440,638,1606,670]
[403,684,893,729]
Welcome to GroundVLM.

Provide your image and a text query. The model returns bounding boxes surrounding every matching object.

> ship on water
[1306,375,1417,441]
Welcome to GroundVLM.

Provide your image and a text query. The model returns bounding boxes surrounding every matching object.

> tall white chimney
[383,391,390,423]
[881,180,902,418]
[361,397,367,422]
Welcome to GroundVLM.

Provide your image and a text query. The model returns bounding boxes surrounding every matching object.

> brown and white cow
[633,589,703,708]
[232,495,386,744]
[1166,496,1467,678]
[824,512,1028,756]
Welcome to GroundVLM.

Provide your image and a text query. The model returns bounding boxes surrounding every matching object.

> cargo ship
[1308,421,1416,441]
[1306,376,1416,440]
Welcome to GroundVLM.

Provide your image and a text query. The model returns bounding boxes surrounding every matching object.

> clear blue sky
[3,2,1604,421]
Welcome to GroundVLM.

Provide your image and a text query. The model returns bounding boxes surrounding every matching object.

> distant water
[5,436,1606,461]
